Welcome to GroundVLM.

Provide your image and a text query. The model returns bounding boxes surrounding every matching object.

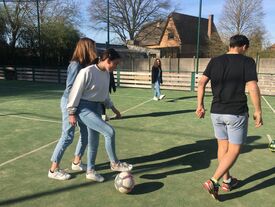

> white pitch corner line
[0,140,58,167]
[0,113,61,123]
[262,96,275,113]
[266,134,273,143]
[121,98,153,114]
[0,98,152,167]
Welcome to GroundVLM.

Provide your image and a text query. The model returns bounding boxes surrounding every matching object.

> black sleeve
[151,67,156,83]
[244,57,258,82]
[203,58,214,79]
[109,72,116,93]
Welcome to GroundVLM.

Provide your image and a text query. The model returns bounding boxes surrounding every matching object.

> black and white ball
[114,172,135,193]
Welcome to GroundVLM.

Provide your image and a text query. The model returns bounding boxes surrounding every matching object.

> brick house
[133,12,221,58]
[269,44,275,51]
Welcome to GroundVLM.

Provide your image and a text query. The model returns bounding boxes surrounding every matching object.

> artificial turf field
[0,80,274,207]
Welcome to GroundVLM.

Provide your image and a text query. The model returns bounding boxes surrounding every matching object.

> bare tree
[88,0,171,43]
[2,0,30,50]
[207,32,227,57]
[0,6,6,44]
[218,0,266,56]
[218,0,265,42]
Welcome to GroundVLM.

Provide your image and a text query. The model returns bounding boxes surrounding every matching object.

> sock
[223,177,232,184]
[73,162,79,165]
[50,169,55,173]
[210,177,219,185]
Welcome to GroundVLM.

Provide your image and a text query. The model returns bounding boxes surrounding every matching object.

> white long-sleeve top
[67,64,113,115]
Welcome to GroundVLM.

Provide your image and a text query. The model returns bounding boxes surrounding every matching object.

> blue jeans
[77,100,118,171]
[50,96,88,163]
[153,81,161,98]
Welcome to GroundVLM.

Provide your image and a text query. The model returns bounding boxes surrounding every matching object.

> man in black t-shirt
[196,34,263,200]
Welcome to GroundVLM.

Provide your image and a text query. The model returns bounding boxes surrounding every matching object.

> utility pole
[36,0,42,66]
[106,0,110,49]
[195,0,202,74]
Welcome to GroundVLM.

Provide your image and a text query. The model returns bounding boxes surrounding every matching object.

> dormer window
[168,32,174,39]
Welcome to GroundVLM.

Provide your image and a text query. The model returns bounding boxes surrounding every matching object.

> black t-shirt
[203,54,258,115]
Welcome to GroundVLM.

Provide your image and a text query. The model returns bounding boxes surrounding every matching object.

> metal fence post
[32,67,35,82]
[57,67,61,83]
[169,56,171,72]
[191,72,195,91]
[116,66,120,87]
[178,58,180,73]
[14,66,17,80]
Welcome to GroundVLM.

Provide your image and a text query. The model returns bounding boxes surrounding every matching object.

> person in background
[196,34,263,200]
[67,48,133,182]
[48,37,97,180]
[151,58,165,101]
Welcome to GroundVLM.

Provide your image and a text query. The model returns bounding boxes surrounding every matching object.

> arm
[246,80,263,128]
[104,95,121,119]
[67,70,87,126]
[196,75,209,118]
[110,105,121,119]
[66,62,81,92]
[151,67,155,84]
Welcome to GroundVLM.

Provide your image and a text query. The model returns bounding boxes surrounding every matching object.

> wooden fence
[114,71,193,91]
[0,66,275,95]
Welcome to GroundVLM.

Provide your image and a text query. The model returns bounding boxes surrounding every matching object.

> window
[168,32,174,39]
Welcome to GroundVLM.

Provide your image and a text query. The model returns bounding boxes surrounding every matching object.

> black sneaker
[221,176,239,192]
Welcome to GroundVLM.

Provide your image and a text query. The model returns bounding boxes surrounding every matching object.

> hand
[253,111,263,128]
[69,114,77,126]
[114,111,121,119]
[196,106,205,119]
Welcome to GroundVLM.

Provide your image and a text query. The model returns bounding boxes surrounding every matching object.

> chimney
[208,14,214,39]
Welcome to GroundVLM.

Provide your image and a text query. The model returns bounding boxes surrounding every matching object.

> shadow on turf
[166,94,212,103]
[129,182,164,195]
[0,170,164,206]
[0,181,97,206]
[95,136,266,181]
[0,136,266,205]
[219,166,275,202]
[0,80,64,97]
[117,109,195,119]
[138,136,266,180]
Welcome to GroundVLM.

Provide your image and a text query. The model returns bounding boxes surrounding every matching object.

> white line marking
[262,96,275,113]
[267,134,273,143]
[121,98,153,114]
[0,140,58,167]
[0,113,61,123]
[0,98,152,167]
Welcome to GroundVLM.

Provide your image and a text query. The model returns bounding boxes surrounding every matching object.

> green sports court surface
[0,80,274,207]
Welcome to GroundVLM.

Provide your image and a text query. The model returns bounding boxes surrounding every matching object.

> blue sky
[79,0,275,45]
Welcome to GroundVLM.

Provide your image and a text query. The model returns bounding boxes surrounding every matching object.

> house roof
[135,12,219,46]
[135,20,167,46]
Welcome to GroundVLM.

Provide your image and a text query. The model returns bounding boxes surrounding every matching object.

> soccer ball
[269,140,275,152]
[114,172,135,194]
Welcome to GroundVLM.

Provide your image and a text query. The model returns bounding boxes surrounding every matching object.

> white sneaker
[71,161,87,171]
[86,170,104,182]
[153,96,159,101]
[159,94,166,100]
[111,161,133,172]
[48,168,71,180]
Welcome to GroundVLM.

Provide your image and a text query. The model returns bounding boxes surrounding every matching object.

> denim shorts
[210,113,248,145]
